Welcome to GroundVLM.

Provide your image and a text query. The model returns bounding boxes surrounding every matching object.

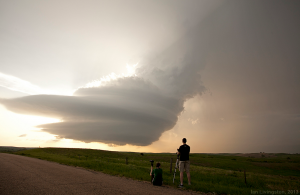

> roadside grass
[11,148,300,194]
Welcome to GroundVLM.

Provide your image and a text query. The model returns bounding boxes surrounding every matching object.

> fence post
[170,158,173,173]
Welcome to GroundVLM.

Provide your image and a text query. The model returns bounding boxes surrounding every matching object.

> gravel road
[0,153,203,195]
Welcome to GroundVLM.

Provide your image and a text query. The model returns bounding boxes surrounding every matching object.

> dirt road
[0,153,202,195]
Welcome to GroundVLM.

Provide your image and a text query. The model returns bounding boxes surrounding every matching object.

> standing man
[177,138,191,187]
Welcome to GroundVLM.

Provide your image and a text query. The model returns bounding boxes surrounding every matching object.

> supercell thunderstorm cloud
[0,66,205,146]
[0,78,184,145]
[0,29,207,146]
[0,0,212,146]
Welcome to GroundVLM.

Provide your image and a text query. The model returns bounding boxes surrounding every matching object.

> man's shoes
[178,184,183,188]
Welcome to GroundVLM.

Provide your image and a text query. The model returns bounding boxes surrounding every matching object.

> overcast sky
[0,0,299,153]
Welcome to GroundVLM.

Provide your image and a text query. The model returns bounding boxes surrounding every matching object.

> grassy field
[6,148,300,194]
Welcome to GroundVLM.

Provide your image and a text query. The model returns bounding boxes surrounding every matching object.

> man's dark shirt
[151,168,163,186]
[178,144,190,161]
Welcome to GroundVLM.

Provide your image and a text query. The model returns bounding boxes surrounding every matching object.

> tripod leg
[150,165,153,183]
[173,159,179,183]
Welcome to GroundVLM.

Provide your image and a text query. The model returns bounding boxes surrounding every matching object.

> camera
[149,160,154,166]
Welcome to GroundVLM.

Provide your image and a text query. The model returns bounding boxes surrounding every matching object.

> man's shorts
[179,160,190,173]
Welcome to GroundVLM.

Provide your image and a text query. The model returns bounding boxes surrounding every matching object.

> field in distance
[5,148,300,194]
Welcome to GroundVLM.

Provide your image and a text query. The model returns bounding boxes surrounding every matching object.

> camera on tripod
[149,160,154,166]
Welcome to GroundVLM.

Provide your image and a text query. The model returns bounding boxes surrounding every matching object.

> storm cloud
[0,1,210,146]
[0,29,208,145]
[0,28,207,145]
[0,76,197,145]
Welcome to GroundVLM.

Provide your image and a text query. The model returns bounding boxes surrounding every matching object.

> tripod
[150,160,154,183]
[173,154,179,183]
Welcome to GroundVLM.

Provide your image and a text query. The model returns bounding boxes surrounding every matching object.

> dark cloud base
[38,121,166,146]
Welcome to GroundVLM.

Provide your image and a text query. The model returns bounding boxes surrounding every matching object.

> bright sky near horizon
[0,0,299,153]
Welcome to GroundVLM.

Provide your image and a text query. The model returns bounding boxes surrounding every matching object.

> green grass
[8,148,300,194]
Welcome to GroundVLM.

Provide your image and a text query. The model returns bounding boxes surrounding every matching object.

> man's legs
[187,172,191,185]
[180,171,184,185]
[179,161,184,186]
[186,161,191,185]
